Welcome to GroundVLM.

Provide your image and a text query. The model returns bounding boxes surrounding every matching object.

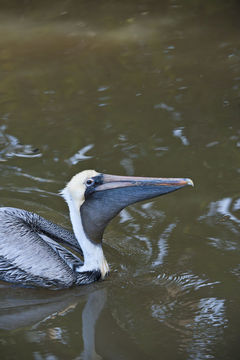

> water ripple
[199,197,240,234]
[152,222,178,267]
[185,298,227,360]
[0,185,56,197]
[151,287,225,360]
[231,264,240,282]
[173,127,190,146]
[0,164,55,183]
[0,126,41,160]
[208,236,240,251]
[154,271,220,292]
[66,144,94,165]
[154,102,174,111]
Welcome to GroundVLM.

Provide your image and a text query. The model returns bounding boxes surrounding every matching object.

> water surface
[0,1,240,359]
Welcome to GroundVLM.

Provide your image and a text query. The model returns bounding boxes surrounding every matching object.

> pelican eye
[86,179,94,186]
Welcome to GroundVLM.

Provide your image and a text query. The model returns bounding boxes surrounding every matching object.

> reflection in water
[173,127,190,146]
[0,164,54,184]
[154,102,174,112]
[109,268,225,360]
[80,290,106,360]
[120,158,135,176]
[154,271,220,292]
[199,197,240,251]
[186,297,227,360]
[0,125,41,160]
[151,275,226,360]
[0,1,239,358]
[208,236,239,252]
[232,264,240,282]
[0,287,106,360]
[66,144,94,165]
[200,197,240,226]
[152,221,177,266]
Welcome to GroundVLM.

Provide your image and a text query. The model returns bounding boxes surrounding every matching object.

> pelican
[0,170,193,288]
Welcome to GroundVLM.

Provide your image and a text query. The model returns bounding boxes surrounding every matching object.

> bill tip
[186,178,194,187]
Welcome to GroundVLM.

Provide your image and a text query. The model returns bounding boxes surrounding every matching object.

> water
[0,1,240,359]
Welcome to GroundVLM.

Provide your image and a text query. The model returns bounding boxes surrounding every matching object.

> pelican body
[0,170,193,288]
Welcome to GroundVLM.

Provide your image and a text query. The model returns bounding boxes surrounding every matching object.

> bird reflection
[0,285,106,360]
[80,290,106,360]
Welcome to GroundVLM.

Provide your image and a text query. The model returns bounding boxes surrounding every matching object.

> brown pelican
[0,170,193,288]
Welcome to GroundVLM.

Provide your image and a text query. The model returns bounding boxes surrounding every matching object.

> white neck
[64,194,109,278]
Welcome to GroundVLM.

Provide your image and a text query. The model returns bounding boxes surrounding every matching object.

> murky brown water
[0,1,240,359]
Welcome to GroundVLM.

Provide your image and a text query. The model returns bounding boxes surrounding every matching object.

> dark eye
[86,179,94,186]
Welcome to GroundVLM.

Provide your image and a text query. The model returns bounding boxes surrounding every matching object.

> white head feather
[61,170,99,209]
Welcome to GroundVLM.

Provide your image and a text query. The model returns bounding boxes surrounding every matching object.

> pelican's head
[61,169,193,245]
[61,170,99,210]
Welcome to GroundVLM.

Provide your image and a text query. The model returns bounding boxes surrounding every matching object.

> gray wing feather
[0,255,65,288]
[34,213,83,256]
[0,207,82,288]
[39,233,83,270]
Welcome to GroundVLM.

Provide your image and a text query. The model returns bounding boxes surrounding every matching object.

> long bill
[80,173,194,244]
[96,174,193,192]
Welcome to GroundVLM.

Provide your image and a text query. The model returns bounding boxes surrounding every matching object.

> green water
[0,1,240,359]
